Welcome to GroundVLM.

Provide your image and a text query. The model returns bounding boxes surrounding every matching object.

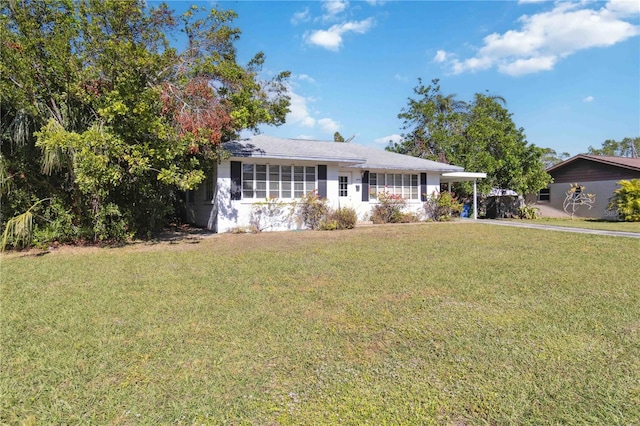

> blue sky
[170,1,639,156]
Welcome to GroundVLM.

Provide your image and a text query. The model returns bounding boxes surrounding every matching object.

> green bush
[423,191,462,221]
[517,205,541,220]
[370,191,407,224]
[332,207,357,229]
[608,179,640,222]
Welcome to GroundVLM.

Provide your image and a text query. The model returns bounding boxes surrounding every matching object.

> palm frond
[1,198,51,251]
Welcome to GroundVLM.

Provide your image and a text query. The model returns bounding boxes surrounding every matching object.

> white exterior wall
[189,160,443,232]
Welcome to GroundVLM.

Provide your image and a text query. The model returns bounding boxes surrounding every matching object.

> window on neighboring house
[242,164,316,199]
[369,172,419,200]
[538,187,550,202]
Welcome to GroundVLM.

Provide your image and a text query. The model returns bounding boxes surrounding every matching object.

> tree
[1,0,290,246]
[541,148,570,169]
[390,78,467,163]
[608,179,640,222]
[390,80,551,197]
[333,132,345,142]
[587,137,639,158]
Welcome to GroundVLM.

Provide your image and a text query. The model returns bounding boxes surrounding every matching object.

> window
[339,176,348,196]
[369,172,419,200]
[242,164,316,199]
[538,187,550,202]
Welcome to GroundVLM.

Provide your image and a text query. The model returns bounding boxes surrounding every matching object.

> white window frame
[369,172,419,200]
[242,164,316,200]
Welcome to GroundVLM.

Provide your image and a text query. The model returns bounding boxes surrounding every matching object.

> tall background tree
[1,0,290,247]
[541,148,570,169]
[587,137,639,158]
[389,78,551,197]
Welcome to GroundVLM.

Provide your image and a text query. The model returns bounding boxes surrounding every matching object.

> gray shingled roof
[224,135,463,172]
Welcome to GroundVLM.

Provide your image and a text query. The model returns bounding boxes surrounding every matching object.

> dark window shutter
[230,161,241,200]
[420,173,427,201]
[361,170,369,202]
[317,165,327,198]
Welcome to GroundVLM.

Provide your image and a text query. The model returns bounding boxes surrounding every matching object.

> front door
[338,173,351,201]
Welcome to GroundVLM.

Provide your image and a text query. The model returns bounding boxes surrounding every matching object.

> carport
[440,172,487,219]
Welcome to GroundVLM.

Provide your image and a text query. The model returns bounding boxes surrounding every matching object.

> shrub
[423,191,462,221]
[517,205,541,220]
[319,219,338,231]
[608,179,640,222]
[323,207,357,230]
[93,202,130,242]
[296,190,328,230]
[370,191,406,224]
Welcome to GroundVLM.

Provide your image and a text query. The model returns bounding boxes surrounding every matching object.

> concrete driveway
[477,220,640,239]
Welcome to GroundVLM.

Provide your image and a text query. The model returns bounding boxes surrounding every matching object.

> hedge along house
[539,155,640,219]
[186,135,486,232]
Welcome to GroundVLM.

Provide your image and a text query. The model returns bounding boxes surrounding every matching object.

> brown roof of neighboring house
[547,154,640,173]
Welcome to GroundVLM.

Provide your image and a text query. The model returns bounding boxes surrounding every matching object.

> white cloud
[291,8,310,25]
[287,88,316,128]
[285,86,340,135]
[374,134,403,145]
[434,50,449,63]
[607,0,640,17]
[440,1,639,76]
[318,118,341,134]
[297,134,314,140]
[498,56,557,76]
[306,18,375,50]
[394,73,408,82]
[583,95,595,102]
[322,0,349,19]
[297,74,316,83]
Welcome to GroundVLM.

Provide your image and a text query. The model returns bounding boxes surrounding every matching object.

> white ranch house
[187,135,485,232]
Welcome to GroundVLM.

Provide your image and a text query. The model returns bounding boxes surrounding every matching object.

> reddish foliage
[5,41,23,52]
[161,77,231,147]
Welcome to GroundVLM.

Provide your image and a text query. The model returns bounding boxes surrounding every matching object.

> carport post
[473,179,478,220]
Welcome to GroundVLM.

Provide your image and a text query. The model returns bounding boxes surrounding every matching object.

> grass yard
[2,223,639,425]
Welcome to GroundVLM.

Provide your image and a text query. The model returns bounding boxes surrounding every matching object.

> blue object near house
[461,203,471,218]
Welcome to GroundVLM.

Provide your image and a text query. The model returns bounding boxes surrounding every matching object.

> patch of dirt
[1,224,217,258]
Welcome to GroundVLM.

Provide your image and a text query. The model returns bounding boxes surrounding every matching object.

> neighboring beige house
[536,155,640,219]
[186,135,485,232]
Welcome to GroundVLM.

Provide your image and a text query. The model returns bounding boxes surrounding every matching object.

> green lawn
[2,223,639,425]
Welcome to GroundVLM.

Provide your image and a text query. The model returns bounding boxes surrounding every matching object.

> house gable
[548,155,640,183]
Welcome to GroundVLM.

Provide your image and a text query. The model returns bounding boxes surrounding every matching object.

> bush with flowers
[370,191,407,224]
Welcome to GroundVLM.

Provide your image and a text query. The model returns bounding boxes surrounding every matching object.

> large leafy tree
[1,0,290,245]
[392,78,467,163]
[587,137,639,158]
[389,79,551,196]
